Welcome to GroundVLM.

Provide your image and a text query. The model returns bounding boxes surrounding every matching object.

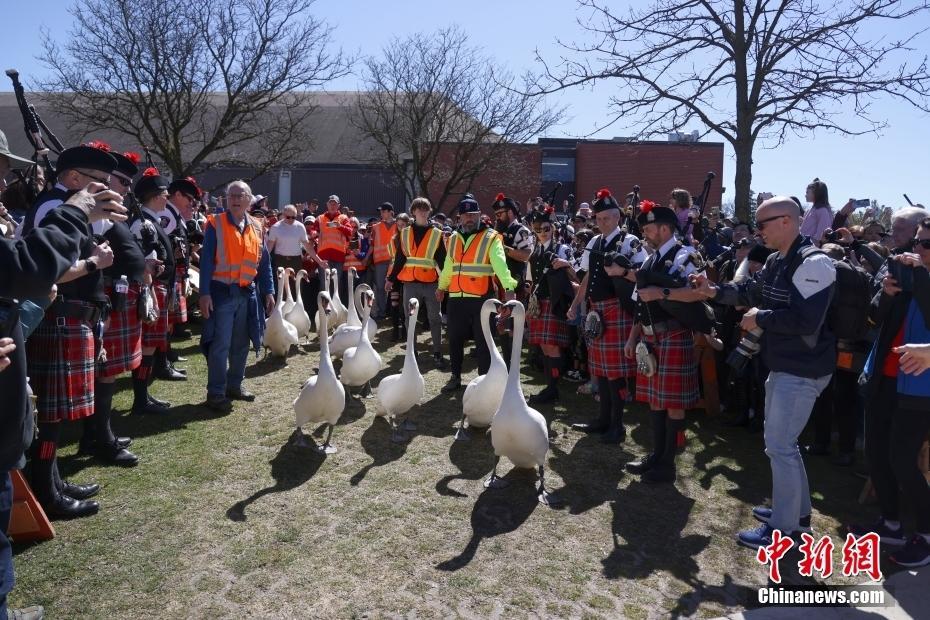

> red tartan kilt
[636,329,699,410]
[170,279,188,326]
[27,313,95,423]
[585,298,635,379]
[527,299,571,347]
[98,284,143,378]
[142,282,170,351]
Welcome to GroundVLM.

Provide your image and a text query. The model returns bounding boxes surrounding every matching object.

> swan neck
[506,309,524,390]
[275,272,287,307]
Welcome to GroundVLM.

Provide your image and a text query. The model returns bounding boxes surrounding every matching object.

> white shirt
[579,226,647,272]
[266,219,309,256]
[652,236,701,278]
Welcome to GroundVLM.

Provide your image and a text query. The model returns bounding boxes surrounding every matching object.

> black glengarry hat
[592,188,621,213]
[56,144,117,177]
[134,167,170,203]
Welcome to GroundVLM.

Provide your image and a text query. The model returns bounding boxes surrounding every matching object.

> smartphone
[888,260,914,293]
[854,199,871,209]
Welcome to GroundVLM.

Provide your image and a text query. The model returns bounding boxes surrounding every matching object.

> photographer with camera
[0,181,125,620]
[692,196,836,549]
[849,216,930,567]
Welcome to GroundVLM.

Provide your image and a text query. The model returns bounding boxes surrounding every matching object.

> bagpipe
[635,252,715,333]
[6,69,63,182]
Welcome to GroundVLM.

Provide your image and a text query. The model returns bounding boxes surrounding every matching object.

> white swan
[340,284,382,397]
[455,298,507,441]
[264,267,299,357]
[329,268,348,329]
[485,300,558,506]
[292,291,345,453]
[344,266,377,342]
[329,284,378,358]
[375,297,425,442]
[282,268,296,316]
[284,269,312,342]
[315,268,332,334]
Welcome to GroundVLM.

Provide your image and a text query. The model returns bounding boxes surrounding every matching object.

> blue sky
[4,0,929,209]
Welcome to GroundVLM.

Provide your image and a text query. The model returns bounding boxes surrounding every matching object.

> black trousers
[447,297,491,376]
[812,370,859,454]
[865,376,930,533]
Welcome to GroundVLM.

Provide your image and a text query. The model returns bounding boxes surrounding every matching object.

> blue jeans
[763,371,831,532]
[205,285,250,398]
[0,471,14,618]
[372,262,390,319]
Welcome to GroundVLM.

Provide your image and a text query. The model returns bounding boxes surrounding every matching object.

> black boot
[132,356,167,414]
[32,424,99,519]
[53,460,99,500]
[626,410,667,474]
[529,356,561,404]
[154,349,186,381]
[643,416,683,484]
[601,378,627,444]
[441,374,463,393]
[571,376,611,433]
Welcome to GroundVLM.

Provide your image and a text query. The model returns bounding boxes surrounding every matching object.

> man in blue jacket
[851,215,930,568]
[693,196,836,549]
[198,180,274,412]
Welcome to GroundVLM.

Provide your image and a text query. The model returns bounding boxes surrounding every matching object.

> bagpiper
[22,145,118,518]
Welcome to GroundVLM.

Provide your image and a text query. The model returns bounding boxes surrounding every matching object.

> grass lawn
[8,321,904,618]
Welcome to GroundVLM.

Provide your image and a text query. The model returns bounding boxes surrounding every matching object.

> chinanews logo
[754,530,889,608]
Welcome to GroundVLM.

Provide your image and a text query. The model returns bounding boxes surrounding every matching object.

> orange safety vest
[371,221,397,264]
[397,226,442,283]
[447,228,498,296]
[318,212,349,255]
[209,213,262,287]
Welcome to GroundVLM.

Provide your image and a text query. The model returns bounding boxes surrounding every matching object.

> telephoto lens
[726,327,764,373]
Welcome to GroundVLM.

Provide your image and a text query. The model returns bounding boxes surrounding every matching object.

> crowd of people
[3,126,930,618]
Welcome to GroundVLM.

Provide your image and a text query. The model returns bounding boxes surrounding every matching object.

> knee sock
[608,378,627,425]
[596,376,611,426]
[94,381,117,446]
[548,355,562,389]
[651,410,668,459]
[133,355,154,406]
[31,422,61,500]
[663,417,685,467]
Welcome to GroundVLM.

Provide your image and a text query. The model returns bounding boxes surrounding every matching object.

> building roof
[0,91,386,167]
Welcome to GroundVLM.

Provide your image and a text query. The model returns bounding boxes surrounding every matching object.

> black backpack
[786,247,872,342]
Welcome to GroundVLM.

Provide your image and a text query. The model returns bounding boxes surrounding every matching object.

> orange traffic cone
[6,470,55,542]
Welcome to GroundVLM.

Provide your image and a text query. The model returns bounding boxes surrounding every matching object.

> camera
[888,259,914,293]
[726,327,764,373]
[822,228,841,243]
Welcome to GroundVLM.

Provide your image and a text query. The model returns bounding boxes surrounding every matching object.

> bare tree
[535,0,930,222]
[39,0,349,179]
[352,26,563,214]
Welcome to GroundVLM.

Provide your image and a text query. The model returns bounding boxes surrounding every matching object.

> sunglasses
[755,214,787,230]
[284,215,296,220]
[913,239,930,250]
[533,226,552,234]
[78,170,110,186]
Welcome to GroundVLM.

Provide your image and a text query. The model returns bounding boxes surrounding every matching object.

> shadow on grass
[547,433,634,515]
[226,439,326,522]
[435,467,540,571]
[435,427,495,498]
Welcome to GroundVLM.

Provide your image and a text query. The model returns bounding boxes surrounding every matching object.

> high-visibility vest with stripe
[397,226,442,283]
[318,212,348,255]
[371,221,396,264]
[447,228,499,296]
[209,213,262,287]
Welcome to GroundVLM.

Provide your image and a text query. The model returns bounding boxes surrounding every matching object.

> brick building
[1,92,723,217]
